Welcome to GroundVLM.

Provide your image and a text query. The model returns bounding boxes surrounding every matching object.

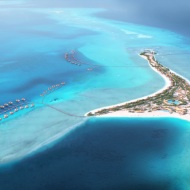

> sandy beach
[97,110,190,121]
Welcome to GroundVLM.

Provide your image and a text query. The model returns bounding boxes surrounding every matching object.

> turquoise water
[0,4,190,165]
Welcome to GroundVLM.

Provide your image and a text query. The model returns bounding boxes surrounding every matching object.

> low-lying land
[86,50,190,119]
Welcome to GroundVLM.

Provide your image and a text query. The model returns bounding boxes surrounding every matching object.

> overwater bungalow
[9,102,13,105]
[20,106,24,110]
[31,103,35,107]
[10,112,14,115]
[0,118,2,121]
[4,114,8,119]
[21,98,26,101]
[25,105,29,108]
[0,105,5,109]
[4,103,9,107]
[14,108,18,112]
[64,53,68,59]
[16,99,20,103]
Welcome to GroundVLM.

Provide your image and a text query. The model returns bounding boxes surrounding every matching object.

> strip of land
[85,50,190,121]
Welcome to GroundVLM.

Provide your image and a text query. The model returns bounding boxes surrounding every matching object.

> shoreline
[96,110,190,122]
[84,54,171,116]
[85,52,190,122]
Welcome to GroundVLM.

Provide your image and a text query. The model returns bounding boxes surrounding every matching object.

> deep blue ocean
[1,0,190,189]
[1,118,190,190]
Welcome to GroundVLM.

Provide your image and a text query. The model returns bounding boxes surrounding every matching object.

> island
[86,50,190,121]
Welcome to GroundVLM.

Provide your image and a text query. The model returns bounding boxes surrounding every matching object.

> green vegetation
[87,51,190,117]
